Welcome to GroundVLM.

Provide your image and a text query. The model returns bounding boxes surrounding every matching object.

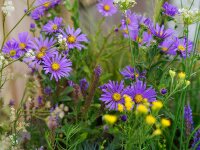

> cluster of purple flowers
[162,2,179,17]
[2,15,88,82]
[30,0,61,20]
[100,77,156,110]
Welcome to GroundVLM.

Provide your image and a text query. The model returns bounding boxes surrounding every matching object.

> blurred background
[0,0,199,105]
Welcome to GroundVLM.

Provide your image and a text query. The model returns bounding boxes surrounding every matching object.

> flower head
[100,80,127,110]
[152,101,163,111]
[125,80,157,104]
[42,53,72,81]
[162,2,178,17]
[174,37,193,58]
[161,118,171,127]
[2,40,21,59]
[150,23,174,39]
[121,10,139,30]
[103,114,117,125]
[2,0,15,16]
[159,37,177,55]
[43,17,63,34]
[192,129,200,149]
[97,0,117,17]
[60,26,88,51]
[136,104,148,114]
[121,66,146,80]
[146,115,156,125]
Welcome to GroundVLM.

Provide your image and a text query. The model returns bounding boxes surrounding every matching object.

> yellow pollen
[178,45,185,51]
[19,43,26,49]
[103,4,110,11]
[123,29,129,34]
[162,47,168,51]
[126,18,131,25]
[134,94,143,103]
[51,62,60,71]
[52,24,58,30]
[40,46,47,52]
[112,93,121,101]
[9,50,16,57]
[36,52,45,59]
[43,2,51,8]
[67,35,76,44]
[135,73,139,78]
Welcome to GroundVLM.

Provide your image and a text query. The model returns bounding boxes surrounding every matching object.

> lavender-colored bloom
[121,115,127,122]
[2,40,21,59]
[132,31,153,46]
[192,129,200,150]
[30,7,45,20]
[143,18,154,28]
[121,26,135,39]
[121,10,139,31]
[60,26,88,50]
[162,2,178,17]
[80,78,89,92]
[16,32,32,55]
[37,96,43,106]
[125,80,157,104]
[121,66,146,80]
[44,86,52,95]
[159,37,177,55]
[184,105,194,137]
[24,35,56,69]
[100,80,127,110]
[174,37,193,58]
[97,0,117,17]
[43,17,63,34]
[150,23,174,39]
[160,88,167,95]
[42,53,72,81]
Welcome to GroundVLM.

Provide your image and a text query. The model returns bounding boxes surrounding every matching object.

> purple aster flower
[132,31,153,46]
[159,37,177,55]
[60,26,88,50]
[160,88,167,95]
[2,40,21,59]
[24,35,57,69]
[100,80,127,110]
[30,7,45,20]
[184,105,194,137]
[162,2,178,17]
[43,17,63,34]
[15,32,32,54]
[42,53,72,81]
[121,66,146,80]
[97,0,117,17]
[174,37,193,58]
[121,10,139,31]
[192,129,200,150]
[121,26,135,39]
[126,80,157,104]
[150,23,174,39]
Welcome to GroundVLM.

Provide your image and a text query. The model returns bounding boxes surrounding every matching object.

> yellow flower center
[134,94,143,103]
[19,43,26,49]
[136,36,143,43]
[123,29,129,34]
[112,93,121,101]
[40,46,47,52]
[67,35,76,44]
[36,52,45,59]
[162,47,168,51]
[135,73,139,78]
[103,5,110,11]
[43,2,51,8]
[178,45,185,51]
[9,50,16,57]
[126,18,131,25]
[51,62,60,71]
[52,24,58,30]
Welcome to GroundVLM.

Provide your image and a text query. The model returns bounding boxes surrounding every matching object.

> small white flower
[2,0,15,16]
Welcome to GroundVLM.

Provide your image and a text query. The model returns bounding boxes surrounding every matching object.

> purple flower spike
[42,53,72,81]
[184,105,194,137]
[192,129,200,150]
[97,0,117,17]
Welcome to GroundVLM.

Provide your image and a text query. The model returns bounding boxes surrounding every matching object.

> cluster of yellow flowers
[169,70,190,87]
